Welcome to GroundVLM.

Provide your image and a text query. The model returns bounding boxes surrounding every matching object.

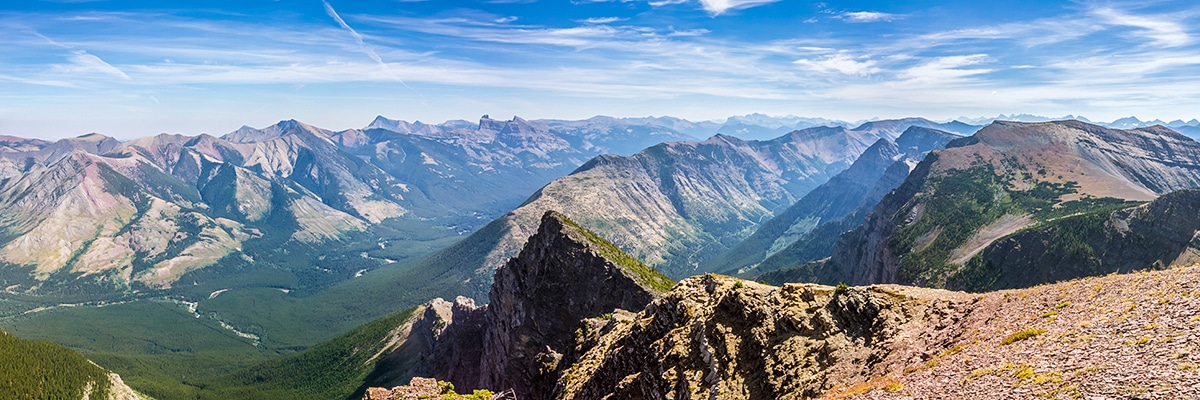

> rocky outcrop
[557,265,1200,399]
[557,274,975,399]
[361,211,674,398]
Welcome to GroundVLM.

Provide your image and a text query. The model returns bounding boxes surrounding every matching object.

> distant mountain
[959,115,1200,140]
[708,126,960,277]
[410,118,979,300]
[803,120,1200,291]
[0,115,694,299]
[957,114,1094,125]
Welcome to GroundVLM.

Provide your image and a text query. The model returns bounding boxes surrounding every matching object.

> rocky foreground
[366,211,1200,399]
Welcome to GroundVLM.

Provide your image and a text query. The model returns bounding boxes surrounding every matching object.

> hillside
[0,328,141,400]
[813,120,1200,290]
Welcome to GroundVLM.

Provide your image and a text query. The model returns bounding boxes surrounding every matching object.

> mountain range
[6,113,1200,399]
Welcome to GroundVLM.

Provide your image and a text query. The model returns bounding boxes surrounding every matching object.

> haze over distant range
[2,0,1199,138]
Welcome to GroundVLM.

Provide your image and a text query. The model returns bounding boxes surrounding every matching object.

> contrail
[323,0,427,104]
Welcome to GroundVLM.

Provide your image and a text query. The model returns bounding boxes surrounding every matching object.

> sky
[2,0,1199,139]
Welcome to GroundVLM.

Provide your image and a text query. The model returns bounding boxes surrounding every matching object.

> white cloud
[668,28,710,36]
[1092,7,1190,47]
[840,11,899,23]
[897,54,991,83]
[578,17,626,24]
[794,53,879,76]
[65,51,131,80]
[647,0,688,6]
[696,0,779,16]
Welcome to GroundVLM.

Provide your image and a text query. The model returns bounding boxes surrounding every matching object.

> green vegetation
[889,159,1141,288]
[0,328,113,400]
[556,212,676,293]
[835,282,849,294]
[206,306,419,399]
[1000,328,1046,345]
[436,381,494,400]
[1,300,271,399]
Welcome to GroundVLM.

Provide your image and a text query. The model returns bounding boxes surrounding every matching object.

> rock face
[361,211,673,399]
[817,120,1200,290]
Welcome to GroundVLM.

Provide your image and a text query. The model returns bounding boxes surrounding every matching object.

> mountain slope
[0,328,140,400]
[709,126,960,276]
[818,120,1200,290]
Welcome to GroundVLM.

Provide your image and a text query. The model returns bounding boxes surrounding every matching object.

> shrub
[1000,328,1046,345]
[835,282,849,294]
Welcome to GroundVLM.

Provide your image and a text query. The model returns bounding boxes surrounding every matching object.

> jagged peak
[535,211,675,294]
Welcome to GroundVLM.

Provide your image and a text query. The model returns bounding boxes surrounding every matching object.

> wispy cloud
[839,11,900,23]
[578,17,626,24]
[896,54,991,84]
[794,53,879,76]
[1092,7,1190,47]
[696,0,778,16]
[64,50,131,80]
[323,1,386,67]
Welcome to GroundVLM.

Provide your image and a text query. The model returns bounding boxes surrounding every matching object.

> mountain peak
[479,210,672,398]
[529,211,675,294]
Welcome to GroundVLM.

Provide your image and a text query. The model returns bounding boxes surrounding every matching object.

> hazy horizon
[3,0,1199,139]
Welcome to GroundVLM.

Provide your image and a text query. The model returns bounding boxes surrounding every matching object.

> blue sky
[2,0,1199,139]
